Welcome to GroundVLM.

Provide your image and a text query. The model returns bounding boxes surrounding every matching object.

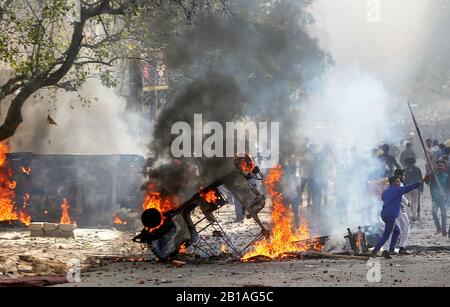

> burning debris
[241,165,324,262]
[21,166,32,175]
[59,198,75,225]
[0,143,31,226]
[199,189,219,204]
[0,153,146,228]
[345,227,369,256]
[133,155,268,261]
[113,214,128,225]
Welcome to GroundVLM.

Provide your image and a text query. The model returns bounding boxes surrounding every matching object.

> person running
[382,169,412,256]
[371,175,425,259]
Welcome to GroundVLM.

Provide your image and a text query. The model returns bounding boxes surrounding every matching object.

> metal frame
[188,190,267,258]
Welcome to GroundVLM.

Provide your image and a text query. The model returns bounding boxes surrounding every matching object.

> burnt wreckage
[5,153,145,227]
[133,154,269,260]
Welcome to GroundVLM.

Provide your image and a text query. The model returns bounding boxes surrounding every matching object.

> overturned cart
[133,155,268,260]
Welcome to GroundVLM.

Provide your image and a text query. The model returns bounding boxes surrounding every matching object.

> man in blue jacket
[371,175,425,259]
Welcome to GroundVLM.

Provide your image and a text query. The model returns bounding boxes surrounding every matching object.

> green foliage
[0,1,72,78]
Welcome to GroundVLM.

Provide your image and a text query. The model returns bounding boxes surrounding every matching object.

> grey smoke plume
[148,72,247,199]
[147,0,332,202]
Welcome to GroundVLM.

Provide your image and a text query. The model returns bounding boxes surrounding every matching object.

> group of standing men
[372,138,450,258]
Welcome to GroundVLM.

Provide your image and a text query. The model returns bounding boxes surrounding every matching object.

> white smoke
[9,79,147,155]
[296,0,434,236]
[308,0,431,89]
[301,68,395,149]
[298,68,395,236]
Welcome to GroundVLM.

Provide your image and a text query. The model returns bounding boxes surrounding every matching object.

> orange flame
[142,185,175,213]
[220,243,227,254]
[241,165,322,261]
[0,142,19,223]
[113,214,127,225]
[18,193,31,225]
[142,184,176,231]
[0,143,33,225]
[200,189,218,203]
[21,166,32,175]
[179,243,187,254]
[239,161,254,173]
[60,198,75,225]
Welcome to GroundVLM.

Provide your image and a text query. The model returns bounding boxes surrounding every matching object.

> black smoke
[146,0,333,203]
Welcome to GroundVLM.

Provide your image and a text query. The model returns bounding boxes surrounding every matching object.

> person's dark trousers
[372,216,400,254]
[232,195,245,222]
[309,183,322,216]
[299,179,310,206]
[432,199,447,232]
[292,202,300,231]
[285,194,301,230]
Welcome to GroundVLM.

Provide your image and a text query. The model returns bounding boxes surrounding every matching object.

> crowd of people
[258,135,450,257]
[229,132,450,258]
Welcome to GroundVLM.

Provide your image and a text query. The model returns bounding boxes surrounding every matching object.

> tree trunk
[0,82,38,141]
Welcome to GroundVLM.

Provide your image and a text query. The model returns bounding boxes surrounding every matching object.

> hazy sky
[308,0,432,91]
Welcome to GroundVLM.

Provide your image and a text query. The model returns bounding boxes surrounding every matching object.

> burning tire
[141,208,162,229]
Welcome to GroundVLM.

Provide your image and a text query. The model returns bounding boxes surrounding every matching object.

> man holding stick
[407,101,447,227]
[371,175,426,259]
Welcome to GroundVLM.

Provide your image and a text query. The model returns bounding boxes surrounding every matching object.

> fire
[18,210,31,225]
[239,161,254,173]
[179,243,187,254]
[235,154,256,173]
[113,214,127,225]
[0,142,19,223]
[60,198,75,225]
[241,165,322,261]
[18,193,31,225]
[200,189,218,203]
[142,184,176,231]
[0,143,33,225]
[142,185,175,213]
[21,166,32,175]
[220,243,227,254]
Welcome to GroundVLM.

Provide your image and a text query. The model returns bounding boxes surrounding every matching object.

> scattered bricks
[28,222,44,231]
[43,223,58,231]
[29,223,45,237]
[28,222,76,238]
[58,224,76,238]
[44,230,60,237]
[58,224,76,232]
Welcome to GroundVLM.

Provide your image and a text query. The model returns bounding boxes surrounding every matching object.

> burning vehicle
[132,153,338,262]
[133,154,268,260]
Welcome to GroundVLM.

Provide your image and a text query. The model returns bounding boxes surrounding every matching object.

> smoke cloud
[8,79,147,155]
[147,0,332,203]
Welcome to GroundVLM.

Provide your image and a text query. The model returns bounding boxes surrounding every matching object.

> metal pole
[407,101,444,196]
